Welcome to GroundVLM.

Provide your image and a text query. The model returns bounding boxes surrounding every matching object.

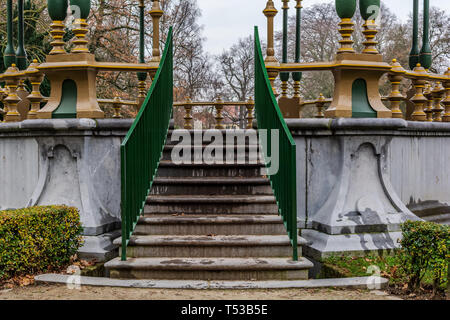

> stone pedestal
[285,119,450,261]
[0,119,133,261]
[325,53,392,119]
[37,53,104,119]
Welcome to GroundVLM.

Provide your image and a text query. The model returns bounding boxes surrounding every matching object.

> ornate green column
[419,0,432,70]
[48,0,69,54]
[15,0,27,70]
[409,0,420,69]
[280,0,290,97]
[137,0,148,108]
[70,0,91,53]
[292,0,302,98]
[335,0,357,53]
[3,0,16,68]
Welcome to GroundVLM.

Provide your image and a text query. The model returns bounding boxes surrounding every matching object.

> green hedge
[399,220,449,293]
[0,205,83,281]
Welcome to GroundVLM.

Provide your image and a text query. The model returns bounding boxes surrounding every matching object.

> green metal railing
[120,28,173,260]
[254,27,298,261]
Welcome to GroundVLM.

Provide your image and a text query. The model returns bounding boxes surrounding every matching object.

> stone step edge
[35,273,388,290]
[164,145,260,149]
[153,177,270,184]
[113,235,309,246]
[146,195,276,204]
[138,215,283,225]
[104,257,314,271]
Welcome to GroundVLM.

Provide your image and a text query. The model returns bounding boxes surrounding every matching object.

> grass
[318,254,436,287]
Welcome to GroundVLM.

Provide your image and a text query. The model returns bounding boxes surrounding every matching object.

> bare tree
[216,36,254,128]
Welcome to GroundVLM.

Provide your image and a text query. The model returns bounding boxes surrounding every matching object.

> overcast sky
[196,0,450,55]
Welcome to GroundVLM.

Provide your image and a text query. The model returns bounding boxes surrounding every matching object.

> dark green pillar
[419,0,432,70]
[409,0,419,70]
[16,0,27,70]
[280,0,289,83]
[4,0,16,69]
[137,0,147,82]
[292,0,302,82]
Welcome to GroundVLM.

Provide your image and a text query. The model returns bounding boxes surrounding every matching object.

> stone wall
[0,119,133,260]
[286,119,450,260]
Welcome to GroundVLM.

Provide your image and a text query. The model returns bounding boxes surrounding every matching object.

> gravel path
[0,283,402,300]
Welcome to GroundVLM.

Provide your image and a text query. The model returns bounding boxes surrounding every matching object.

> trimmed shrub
[399,220,449,294]
[0,205,83,281]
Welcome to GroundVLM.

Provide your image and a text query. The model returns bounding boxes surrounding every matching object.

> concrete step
[157,160,266,177]
[105,257,313,280]
[134,215,286,235]
[116,235,303,258]
[150,177,272,196]
[162,145,262,162]
[144,195,278,215]
[166,129,260,145]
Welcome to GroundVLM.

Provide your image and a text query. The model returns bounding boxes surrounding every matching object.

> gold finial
[315,93,326,118]
[112,95,123,118]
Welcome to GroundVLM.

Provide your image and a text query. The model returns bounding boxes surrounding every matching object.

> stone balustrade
[173,98,255,129]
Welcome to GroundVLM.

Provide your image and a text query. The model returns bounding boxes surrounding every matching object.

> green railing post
[4,0,16,69]
[409,0,420,70]
[254,26,298,261]
[120,28,173,261]
[419,0,432,70]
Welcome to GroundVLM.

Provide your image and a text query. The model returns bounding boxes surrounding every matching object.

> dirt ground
[0,283,402,300]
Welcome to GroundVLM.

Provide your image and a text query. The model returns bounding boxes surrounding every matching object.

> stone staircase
[105,129,313,280]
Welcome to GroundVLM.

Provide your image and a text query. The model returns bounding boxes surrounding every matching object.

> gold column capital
[295,0,303,9]
[150,0,163,63]
[263,0,278,17]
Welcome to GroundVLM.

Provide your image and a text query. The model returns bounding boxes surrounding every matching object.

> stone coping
[2,118,450,135]
[285,118,450,134]
[0,119,135,133]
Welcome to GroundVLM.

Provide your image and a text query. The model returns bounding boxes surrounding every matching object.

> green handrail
[120,27,173,261]
[254,27,298,261]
